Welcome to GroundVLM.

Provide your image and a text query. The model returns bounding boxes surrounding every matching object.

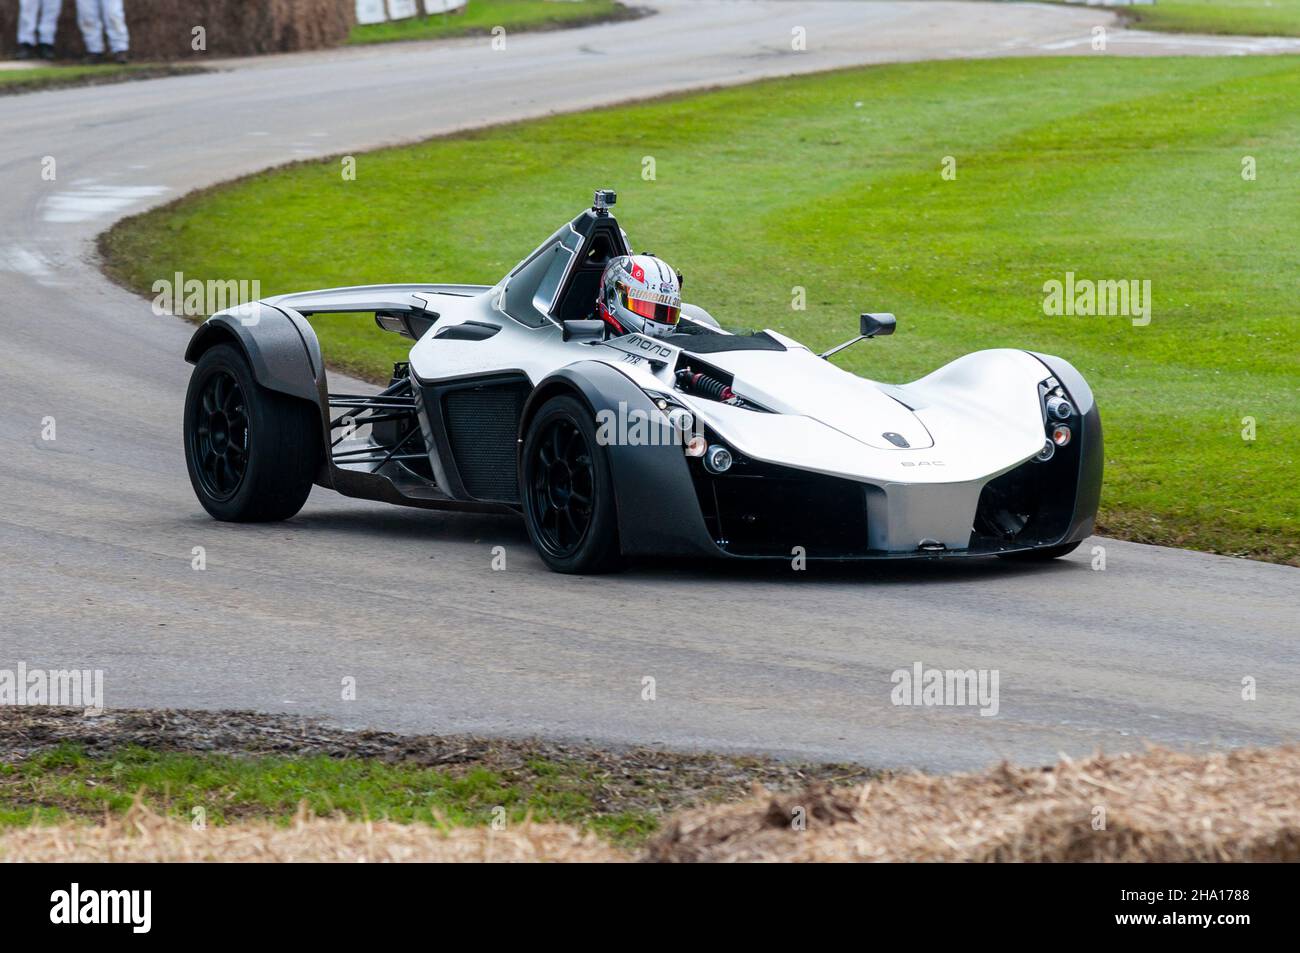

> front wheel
[184,343,321,522]
[520,395,621,574]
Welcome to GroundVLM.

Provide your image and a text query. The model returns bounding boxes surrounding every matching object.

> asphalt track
[1,1,1297,770]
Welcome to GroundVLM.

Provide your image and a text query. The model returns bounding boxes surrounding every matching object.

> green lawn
[101,56,1300,564]
[1121,0,1300,38]
[349,0,628,44]
[0,744,654,844]
[0,64,204,95]
[0,737,871,847]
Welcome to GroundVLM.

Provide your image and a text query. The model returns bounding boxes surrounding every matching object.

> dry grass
[646,746,1300,863]
[0,801,621,863]
[4,745,1297,862]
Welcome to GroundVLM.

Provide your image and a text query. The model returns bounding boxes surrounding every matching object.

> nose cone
[715,346,934,450]
[803,379,934,450]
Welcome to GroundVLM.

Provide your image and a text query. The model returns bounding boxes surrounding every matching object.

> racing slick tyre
[521,395,622,574]
[996,540,1083,562]
[184,343,321,522]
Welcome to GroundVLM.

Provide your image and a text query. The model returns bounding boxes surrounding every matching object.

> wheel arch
[518,374,591,441]
[519,362,718,558]
[185,307,322,405]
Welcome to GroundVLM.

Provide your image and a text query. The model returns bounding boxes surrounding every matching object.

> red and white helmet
[597,255,681,338]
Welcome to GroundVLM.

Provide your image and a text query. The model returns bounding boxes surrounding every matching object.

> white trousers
[76,0,128,54]
[17,0,63,47]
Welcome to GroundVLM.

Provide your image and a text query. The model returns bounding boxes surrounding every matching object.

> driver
[596,255,681,338]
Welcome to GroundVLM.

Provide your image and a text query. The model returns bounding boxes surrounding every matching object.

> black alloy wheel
[190,369,249,501]
[530,415,595,558]
[183,343,320,522]
[520,395,621,573]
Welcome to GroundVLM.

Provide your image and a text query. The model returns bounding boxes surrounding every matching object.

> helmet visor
[622,291,680,327]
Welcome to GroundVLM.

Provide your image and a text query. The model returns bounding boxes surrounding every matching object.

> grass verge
[1118,0,1300,38]
[0,744,663,843]
[0,708,874,848]
[0,64,206,96]
[2,710,1296,861]
[100,56,1300,565]
[348,0,640,45]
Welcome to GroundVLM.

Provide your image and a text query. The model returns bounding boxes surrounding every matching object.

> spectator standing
[76,0,129,64]
[16,0,63,60]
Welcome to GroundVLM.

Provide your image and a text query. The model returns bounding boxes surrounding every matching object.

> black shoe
[113,51,129,65]
[83,52,105,65]
[15,43,35,60]
[38,43,55,60]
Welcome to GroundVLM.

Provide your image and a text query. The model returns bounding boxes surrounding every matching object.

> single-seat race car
[182,190,1102,573]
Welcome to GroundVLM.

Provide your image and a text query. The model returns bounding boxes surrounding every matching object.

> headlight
[642,390,693,430]
[1036,380,1076,462]
[1046,395,1074,420]
[705,445,734,473]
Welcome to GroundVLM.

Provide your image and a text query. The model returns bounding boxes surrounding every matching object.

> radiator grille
[691,460,871,557]
[442,385,526,502]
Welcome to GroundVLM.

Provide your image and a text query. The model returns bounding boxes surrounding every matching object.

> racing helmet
[596,255,681,338]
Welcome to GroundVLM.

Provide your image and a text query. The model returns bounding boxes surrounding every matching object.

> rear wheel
[997,540,1083,562]
[184,343,321,522]
[520,395,621,574]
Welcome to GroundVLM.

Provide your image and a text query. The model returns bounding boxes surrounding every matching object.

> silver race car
[182,190,1102,573]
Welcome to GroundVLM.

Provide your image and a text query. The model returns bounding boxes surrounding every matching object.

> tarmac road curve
[0,1,1297,770]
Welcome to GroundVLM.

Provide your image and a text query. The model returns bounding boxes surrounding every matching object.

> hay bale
[644,746,1300,862]
[1,1,357,60]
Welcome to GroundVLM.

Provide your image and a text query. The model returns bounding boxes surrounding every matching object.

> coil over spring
[676,367,733,402]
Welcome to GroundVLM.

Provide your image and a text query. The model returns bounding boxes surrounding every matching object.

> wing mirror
[860,312,896,338]
[819,312,897,360]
